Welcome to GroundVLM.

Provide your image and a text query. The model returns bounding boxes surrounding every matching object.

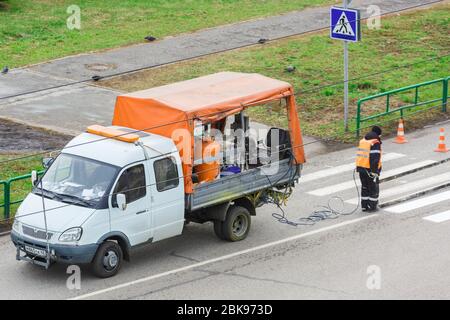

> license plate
[24,245,47,258]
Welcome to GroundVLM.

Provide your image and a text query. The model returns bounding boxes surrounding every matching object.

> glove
[369,172,379,181]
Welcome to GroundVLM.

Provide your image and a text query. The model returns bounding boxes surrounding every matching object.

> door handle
[136,210,148,215]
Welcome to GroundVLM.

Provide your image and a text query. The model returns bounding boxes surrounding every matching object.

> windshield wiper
[33,188,58,200]
[54,193,95,208]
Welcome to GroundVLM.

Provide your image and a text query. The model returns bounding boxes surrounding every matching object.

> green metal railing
[0,171,44,220]
[356,77,449,137]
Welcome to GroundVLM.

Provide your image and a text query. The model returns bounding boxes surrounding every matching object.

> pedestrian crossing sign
[330,7,361,42]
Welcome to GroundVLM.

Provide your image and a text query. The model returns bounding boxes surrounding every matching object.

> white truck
[11,72,305,278]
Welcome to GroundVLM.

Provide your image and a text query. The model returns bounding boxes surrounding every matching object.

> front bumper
[11,230,98,265]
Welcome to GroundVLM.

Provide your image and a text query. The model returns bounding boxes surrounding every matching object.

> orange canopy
[112,72,305,193]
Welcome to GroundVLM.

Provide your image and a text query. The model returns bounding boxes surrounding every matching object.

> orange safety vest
[356,138,382,169]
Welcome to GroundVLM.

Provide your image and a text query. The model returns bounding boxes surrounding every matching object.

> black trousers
[359,170,379,210]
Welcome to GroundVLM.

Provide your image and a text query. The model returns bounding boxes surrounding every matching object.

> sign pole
[343,0,349,132]
[330,0,359,132]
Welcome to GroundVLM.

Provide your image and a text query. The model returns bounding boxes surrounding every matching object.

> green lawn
[101,3,450,142]
[0,155,43,220]
[0,0,335,67]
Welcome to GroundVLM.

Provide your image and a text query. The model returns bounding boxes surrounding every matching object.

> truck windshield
[34,154,118,208]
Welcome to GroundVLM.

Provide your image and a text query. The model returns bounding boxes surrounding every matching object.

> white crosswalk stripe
[345,172,450,205]
[385,190,450,213]
[300,153,405,183]
[423,210,450,223]
[307,160,436,197]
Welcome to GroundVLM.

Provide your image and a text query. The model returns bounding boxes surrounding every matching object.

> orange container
[194,139,221,183]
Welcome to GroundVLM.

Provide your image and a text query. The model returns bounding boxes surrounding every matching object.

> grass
[0,155,43,221]
[100,3,450,142]
[0,0,336,67]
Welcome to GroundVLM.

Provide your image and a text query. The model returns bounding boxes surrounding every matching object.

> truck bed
[186,159,301,211]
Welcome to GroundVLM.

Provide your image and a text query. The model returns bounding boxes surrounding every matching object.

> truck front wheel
[221,206,251,242]
[92,241,123,278]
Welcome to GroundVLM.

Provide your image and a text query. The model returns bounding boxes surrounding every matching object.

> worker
[356,126,382,212]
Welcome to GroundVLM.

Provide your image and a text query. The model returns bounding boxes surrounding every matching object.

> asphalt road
[2,121,450,300]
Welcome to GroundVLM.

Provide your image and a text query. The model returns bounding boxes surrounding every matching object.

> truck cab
[12,126,186,277]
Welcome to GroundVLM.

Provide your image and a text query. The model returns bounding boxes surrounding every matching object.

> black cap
[372,126,382,136]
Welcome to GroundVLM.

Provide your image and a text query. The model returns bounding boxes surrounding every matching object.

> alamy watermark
[66,265,81,290]
[366,265,381,290]
[172,126,287,177]
[66,5,81,30]
[366,5,381,30]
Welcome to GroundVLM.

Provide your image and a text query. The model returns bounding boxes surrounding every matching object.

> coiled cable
[271,168,361,226]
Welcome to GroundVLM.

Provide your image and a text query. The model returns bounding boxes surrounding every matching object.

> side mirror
[42,157,54,169]
[31,170,38,186]
[116,193,127,211]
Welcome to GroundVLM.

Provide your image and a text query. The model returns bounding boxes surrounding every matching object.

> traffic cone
[394,119,407,144]
[435,128,449,153]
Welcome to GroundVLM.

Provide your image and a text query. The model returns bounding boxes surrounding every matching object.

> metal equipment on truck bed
[188,159,301,211]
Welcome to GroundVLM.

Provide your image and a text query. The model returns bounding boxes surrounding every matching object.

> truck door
[150,155,185,242]
[109,162,152,246]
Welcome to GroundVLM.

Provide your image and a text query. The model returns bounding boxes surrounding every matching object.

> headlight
[59,227,82,242]
[12,219,20,232]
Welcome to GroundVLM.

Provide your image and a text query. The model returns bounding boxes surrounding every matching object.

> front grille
[22,225,53,240]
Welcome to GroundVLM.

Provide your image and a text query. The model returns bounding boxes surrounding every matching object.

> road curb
[380,157,450,184]
[0,223,11,236]
[380,181,450,208]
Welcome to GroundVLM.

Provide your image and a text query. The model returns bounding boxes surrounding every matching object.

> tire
[221,206,251,242]
[92,241,123,278]
[213,220,225,240]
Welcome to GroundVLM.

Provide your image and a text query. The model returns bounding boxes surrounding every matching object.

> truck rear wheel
[213,220,225,240]
[92,241,123,278]
[221,206,251,242]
